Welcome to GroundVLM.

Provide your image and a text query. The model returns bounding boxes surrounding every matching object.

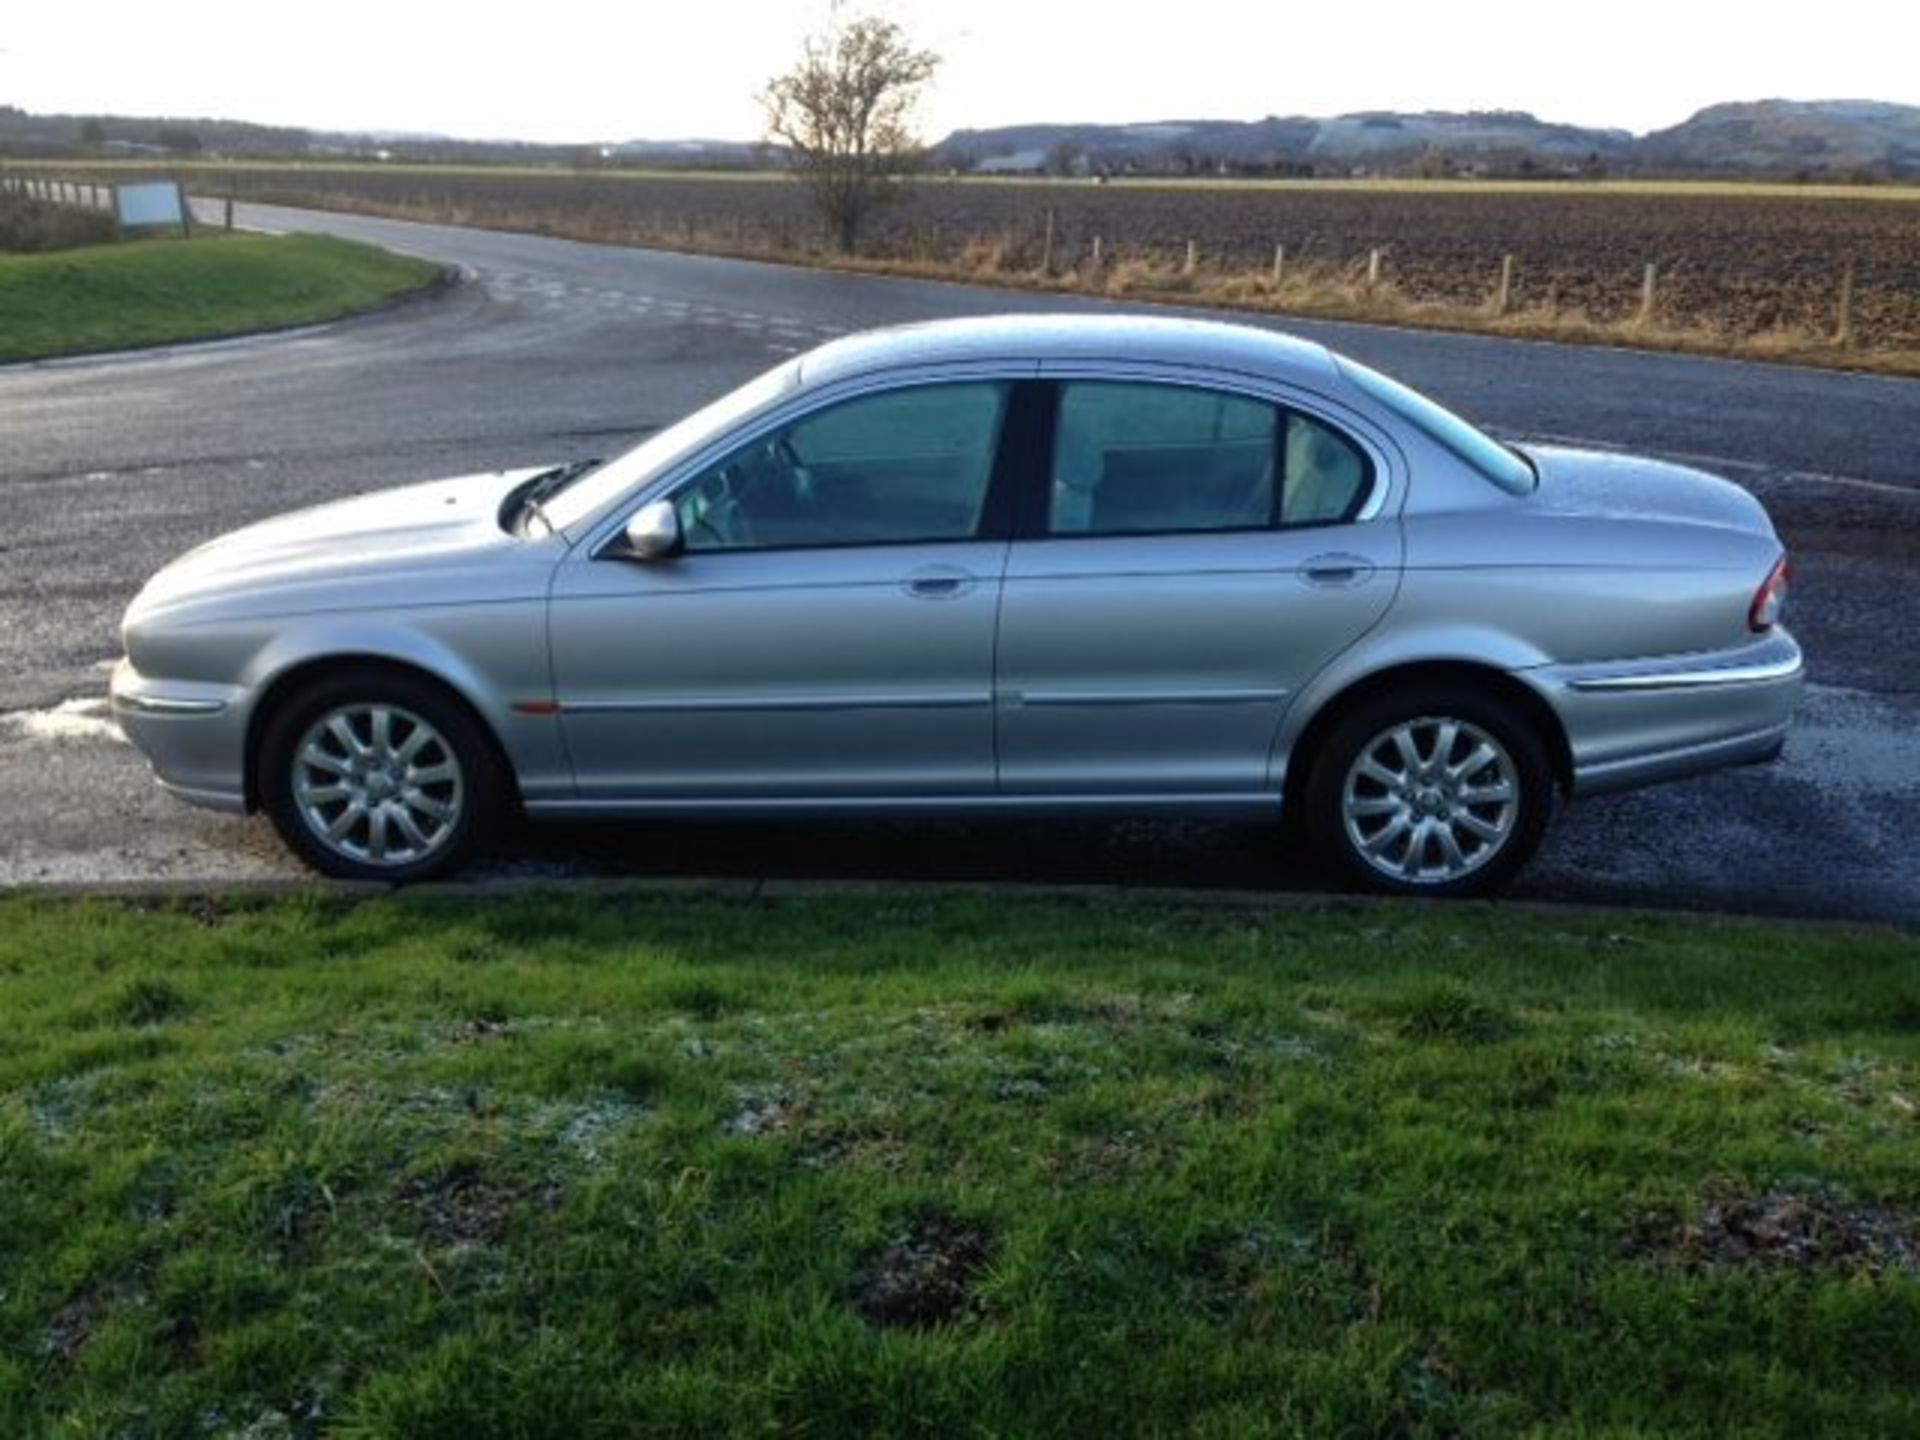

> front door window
[676,382,1010,552]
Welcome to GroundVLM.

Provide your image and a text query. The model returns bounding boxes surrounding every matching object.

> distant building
[974,149,1048,176]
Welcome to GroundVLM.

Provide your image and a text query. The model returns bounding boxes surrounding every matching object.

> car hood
[130,467,550,621]
[1519,444,1776,538]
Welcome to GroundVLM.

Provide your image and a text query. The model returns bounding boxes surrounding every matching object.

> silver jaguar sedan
[113,314,1802,895]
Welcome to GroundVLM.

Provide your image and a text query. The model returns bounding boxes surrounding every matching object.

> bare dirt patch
[1642,1184,1920,1275]
[43,1294,99,1363]
[853,1214,997,1328]
[396,1160,553,1249]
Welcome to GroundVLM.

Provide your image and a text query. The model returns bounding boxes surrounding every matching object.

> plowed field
[199,169,1920,347]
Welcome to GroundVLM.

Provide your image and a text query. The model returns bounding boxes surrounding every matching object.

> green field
[3,887,1916,1437]
[0,232,442,362]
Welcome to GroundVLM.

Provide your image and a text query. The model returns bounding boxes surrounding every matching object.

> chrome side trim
[526,791,1285,820]
[1567,653,1804,693]
[1013,687,1288,708]
[111,693,228,716]
[561,691,991,715]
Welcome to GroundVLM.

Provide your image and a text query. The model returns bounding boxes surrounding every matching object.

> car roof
[797,313,1341,389]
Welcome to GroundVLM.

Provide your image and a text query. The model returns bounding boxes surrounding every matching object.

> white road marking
[1,697,127,745]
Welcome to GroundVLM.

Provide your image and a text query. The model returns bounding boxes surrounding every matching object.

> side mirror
[622,500,682,561]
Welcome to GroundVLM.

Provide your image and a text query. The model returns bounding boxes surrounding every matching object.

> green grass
[0,232,442,362]
[2,888,1916,1437]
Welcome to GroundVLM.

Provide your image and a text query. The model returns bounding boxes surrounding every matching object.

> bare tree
[762,12,939,254]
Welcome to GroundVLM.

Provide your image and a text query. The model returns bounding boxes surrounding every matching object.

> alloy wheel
[290,703,465,868]
[1339,715,1520,886]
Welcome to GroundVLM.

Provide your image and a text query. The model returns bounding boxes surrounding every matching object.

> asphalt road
[2,200,1917,921]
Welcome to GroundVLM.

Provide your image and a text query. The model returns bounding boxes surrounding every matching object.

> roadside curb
[2,872,1911,936]
[0,260,467,374]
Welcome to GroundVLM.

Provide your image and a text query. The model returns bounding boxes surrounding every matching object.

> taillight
[1749,555,1791,632]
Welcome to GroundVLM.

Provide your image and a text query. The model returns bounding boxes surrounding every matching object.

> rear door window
[1046,382,1370,535]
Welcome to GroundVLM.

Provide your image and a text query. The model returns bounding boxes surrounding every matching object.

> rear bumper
[1528,629,1804,797]
[109,659,252,813]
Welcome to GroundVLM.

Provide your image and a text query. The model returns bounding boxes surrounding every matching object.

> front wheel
[257,669,505,882]
[1302,686,1554,898]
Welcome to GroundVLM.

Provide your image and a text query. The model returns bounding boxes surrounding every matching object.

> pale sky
[4,0,1913,144]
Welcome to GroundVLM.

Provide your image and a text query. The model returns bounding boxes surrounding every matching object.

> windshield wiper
[514,459,601,536]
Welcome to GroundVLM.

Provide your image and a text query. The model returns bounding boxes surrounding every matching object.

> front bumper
[109,659,252,813]
[1530,629,1804,797]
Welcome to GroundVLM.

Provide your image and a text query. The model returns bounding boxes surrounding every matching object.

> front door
[995,378,1401,796]
[548,380,1014,799]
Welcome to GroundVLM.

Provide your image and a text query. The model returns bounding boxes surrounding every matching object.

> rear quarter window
[1339,357,1534,496]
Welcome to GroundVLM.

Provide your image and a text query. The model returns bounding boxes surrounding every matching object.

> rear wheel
[1303,685,1553,898]
[258,669,504,881]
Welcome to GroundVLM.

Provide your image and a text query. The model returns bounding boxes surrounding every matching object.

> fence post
[1834,264,1855,348]
[1089,235,1103,275]
[1183,239,1198,276]
[225,194,235,231]
[1637,262,1657,326]
[1271,243,1285,288]
[1495,253,1514,315]
[1040,207,1055,276]
[1367,248,1382,287]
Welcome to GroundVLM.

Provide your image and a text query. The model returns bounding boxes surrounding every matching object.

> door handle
[903,567,977,600]
[1301,553,1376,588]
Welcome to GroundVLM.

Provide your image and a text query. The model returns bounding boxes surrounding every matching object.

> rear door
[995,374,1402,796]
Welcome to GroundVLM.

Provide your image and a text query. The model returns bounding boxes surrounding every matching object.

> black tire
[1301,683,1554,899]
[257,667,506,882]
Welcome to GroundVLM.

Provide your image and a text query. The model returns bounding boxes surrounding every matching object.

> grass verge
[856,250,1920,379]
[0,233,443,363]
[2,888,1917,1436]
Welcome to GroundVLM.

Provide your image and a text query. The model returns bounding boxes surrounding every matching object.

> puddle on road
[0,697,127,745]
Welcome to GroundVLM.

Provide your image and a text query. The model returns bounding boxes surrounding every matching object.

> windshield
[535,359,802,533]
[1338,357,1536,496]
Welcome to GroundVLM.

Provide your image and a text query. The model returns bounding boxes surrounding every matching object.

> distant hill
[937,102,1920,180]
[939,111,1633,177]
[0,106,610,168]
[4,98,1918,180]
[1637,99,1920,177]
[605,138,767,167]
